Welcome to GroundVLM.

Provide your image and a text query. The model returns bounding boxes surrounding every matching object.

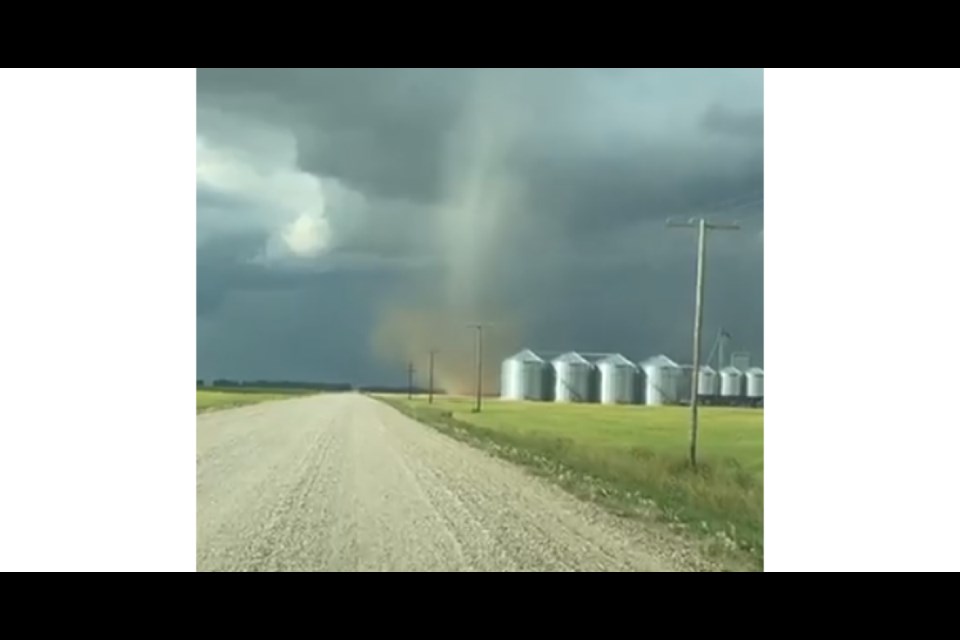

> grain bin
[697,365,719,396]
[745,367,764,398]
[500,358,513,398]
[596,354,637,404]
[552,352,593,403]
[639,355,682,406]
[500,349,547,401]
[675,366,695,404]
[720,366,744,397]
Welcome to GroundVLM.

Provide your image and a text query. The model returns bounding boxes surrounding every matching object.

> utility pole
[667,217,740,468]
[467,323,486,413]
[407,361,415,400]
[428,349,438,404]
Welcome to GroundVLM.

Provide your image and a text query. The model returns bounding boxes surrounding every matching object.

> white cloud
[281,213,330,258]
[196,111,365,260]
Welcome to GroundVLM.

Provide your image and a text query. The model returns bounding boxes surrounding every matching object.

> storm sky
[197,68,763,387]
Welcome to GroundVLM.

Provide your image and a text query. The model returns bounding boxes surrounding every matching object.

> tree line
[198,379,353,392]
[356,385,445,394]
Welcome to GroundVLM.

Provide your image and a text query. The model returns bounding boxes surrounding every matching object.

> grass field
[380,395,763,569]
[196,387,317,413]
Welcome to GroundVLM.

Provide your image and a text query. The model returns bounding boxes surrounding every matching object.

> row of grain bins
[698,364,763,406]
[500,349,763,407]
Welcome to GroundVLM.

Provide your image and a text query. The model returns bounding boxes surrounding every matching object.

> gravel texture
[197,393,709,572]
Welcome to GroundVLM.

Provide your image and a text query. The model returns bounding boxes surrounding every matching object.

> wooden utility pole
[467,324,486,413]
[667,217,740,467]
[428,349,438,404]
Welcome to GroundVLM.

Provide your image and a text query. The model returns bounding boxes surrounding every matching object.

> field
[380,395,763,568]
[197,387,317,413]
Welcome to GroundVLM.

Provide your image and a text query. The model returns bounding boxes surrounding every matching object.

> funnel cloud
[197,69,763,386]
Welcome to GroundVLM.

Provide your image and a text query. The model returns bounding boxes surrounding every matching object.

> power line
[668,190,764,222]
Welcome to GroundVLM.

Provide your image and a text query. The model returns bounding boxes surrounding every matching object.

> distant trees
[356,385,442,394]
[204,379,354,391]
[200,379,447,394]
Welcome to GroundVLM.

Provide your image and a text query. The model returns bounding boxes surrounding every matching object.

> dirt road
[197,393,702,571]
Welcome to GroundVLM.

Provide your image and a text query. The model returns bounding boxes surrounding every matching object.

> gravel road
[197,393,705,571]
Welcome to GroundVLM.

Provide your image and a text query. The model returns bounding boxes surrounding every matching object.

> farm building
[745,367,764,398]
[720,366,745,397]
[697,365,719,396]
[551,352,594,403]
[596,353,637,404]
[500,349,548,401]
[639,355,682,406]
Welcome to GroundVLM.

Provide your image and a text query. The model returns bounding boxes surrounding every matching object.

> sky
[197,68,763,389]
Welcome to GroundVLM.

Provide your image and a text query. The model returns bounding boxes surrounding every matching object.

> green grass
[196,387,317,413]
[378,395,763,570]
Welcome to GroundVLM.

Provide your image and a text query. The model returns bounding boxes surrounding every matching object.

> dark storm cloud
[197,271,404,383]
[517,143,763,242]
[197,232,272,318]
[199,68,762,240]
[198,68,471,204]
[197,69,763,382]
[701,104,764,139]
[197,228,438,320]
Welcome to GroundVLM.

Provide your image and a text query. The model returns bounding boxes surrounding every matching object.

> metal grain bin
[552,351,593,403]
[697,365,719,396]
[720,366,745,397]
[500,349,547,401]
[639,355,682,406]
[596,354,638,404]
[745,367,764,398]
